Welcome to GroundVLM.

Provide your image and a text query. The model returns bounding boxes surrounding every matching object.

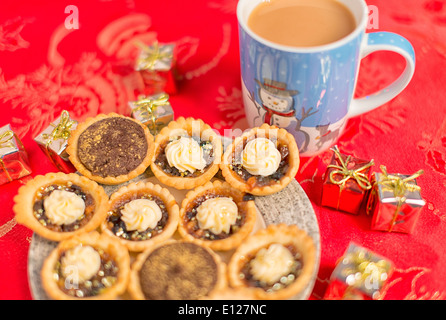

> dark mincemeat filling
[154,136,214,178]
[55,248,118,298]
[184,192,246,240]
[107,193,168,241]
[33,183,95,232]
[230,137,290,188]
[240,244,303,292]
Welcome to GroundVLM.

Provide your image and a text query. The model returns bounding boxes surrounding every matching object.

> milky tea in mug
[248,0,356,47]
[238,0,416,156]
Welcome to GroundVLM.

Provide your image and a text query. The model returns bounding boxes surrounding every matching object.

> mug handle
[348,32,416,118]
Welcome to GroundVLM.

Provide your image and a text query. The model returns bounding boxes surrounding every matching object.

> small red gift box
[321,146,374,214]
[323,242,394,300]
[0,124,32,185]
[135,41,177,96]
[367,165,425,234]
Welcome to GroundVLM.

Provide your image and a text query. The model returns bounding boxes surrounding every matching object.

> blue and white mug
[237,0,415,157]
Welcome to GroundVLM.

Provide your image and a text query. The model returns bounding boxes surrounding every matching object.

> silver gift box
[129,93,174,135]
[34,111,77,172]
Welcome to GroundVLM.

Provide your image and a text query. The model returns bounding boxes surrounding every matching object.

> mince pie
[227,224,316,300]
[13,172,108,241]
[178,180,257,251]
[128,240,226,300]
[67,113,155,185]
[150,117,222,190]
[101,181,179,252]
[220,123,299,195]
[41,231,130,300]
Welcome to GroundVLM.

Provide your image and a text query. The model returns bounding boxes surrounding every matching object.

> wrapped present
[321,146,374,214]
[34,110,77,173]
[135,41,177,95]
[367,165,425,234]
[0,124,32,185]
[324,242,394,300]
[128,93,174,135]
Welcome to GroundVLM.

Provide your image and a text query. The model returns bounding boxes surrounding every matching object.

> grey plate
[28,172,320,300]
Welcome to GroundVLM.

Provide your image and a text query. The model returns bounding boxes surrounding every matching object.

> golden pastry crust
[13,172,108,242]
[41,231,130,300]
[150,117,222,190]
[128,239,227,300]
[101,181,179,252]
[227,223,316,300]
[178,180,256,251]
[66,113,154,185]
[206,287,258,300]
[220,123,299,196]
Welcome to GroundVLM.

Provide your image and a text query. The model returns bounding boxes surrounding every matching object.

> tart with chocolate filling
[220,123,299,196]
[150,117,222,190]
[228,224,316,300]
[67,113,154,185]
[178,180,257,251]
[41,231,130,300]
[13,172,108,241]
[102,181,179,252]
[128,240,226,300]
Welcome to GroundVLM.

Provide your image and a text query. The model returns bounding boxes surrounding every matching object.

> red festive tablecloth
[1,0,445,300]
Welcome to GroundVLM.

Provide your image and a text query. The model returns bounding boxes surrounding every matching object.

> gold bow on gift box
[377,165,424,232]
[0,130,15,181]
[132,94,170,134]
[42,110,76,145]
[340,245,393,300]
[326,146,374,210]
[328,146,375,190]
[135,41,173,71]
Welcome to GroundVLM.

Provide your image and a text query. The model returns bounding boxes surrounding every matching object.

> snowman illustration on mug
[248,77,326,154]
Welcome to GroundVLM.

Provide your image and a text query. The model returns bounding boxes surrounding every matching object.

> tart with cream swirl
[101,181,179,252]
[41,231,130,300]
[150,117,223,190]
[13,172,108,241]
[220,123,299,196]
[178,180,257,251]
[227,224,316,300]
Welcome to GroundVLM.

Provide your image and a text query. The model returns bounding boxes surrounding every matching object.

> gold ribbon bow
[42,110,76,146]
[342,249,391,299]
[0,130,14,150]
[0,130,15,181]
[378,165,424,232]
[133,94,170,133]
[328,146,375,190]
[136,41,173,71]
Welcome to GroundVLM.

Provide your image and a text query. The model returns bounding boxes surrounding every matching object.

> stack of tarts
[13,114,317,300]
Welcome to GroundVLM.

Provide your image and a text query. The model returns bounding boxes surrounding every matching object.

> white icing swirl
[196,197,238,234]
[250,243,295,285]
[61,245,101,283]
[121,199,162,232]
[241,138,281,176]
[43,190,85,225]
[165,136,207,173]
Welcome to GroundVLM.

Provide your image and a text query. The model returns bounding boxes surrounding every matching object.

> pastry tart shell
[227,223,316,300]
[178,180,257,251]
[220,123,299,196]
[66,113,155,185]
[128,239,227,300]
[101,181,179,252]
[13,172,108,242]
[41,231,130,300]
[150,117,222,190]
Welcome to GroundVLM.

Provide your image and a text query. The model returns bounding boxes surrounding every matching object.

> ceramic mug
[237,0,415,157]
